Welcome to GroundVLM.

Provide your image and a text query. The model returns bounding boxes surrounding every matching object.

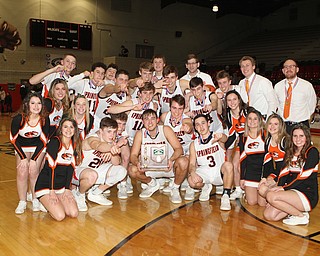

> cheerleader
[35,117,82,221]
[260,114,288,189]
[239,108,266,206]
[44,78,70,139]
[10,93,49,214]
[223,90,249,200]
[67,95,94,141]
[262,124,318,226]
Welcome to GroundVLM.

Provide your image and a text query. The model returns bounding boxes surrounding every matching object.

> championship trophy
[140,143,168,171]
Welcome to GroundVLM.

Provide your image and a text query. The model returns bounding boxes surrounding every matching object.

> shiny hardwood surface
[0,114,319,256]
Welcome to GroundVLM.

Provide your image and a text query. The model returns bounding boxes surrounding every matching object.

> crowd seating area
[204,25,320,95]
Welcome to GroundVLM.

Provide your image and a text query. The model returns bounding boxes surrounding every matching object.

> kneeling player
[74,117,127,211]
[188,114,233,210]
[129,109,188,204]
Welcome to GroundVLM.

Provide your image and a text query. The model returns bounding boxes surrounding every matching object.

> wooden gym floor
[0,114,319,256]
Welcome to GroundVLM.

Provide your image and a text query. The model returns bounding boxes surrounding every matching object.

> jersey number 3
[206,155,216,167]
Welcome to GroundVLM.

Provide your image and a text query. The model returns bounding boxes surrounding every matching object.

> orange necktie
[245,79,250,103]
[283,81,292,119]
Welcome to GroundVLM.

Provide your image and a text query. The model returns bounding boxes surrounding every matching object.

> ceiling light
[212,5,218,12]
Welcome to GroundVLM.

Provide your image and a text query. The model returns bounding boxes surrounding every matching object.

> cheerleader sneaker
[15,201,27,214]
[32,199,40,212]
[27,192,32,202]
[215,185,224,195]
[282,214,309,226]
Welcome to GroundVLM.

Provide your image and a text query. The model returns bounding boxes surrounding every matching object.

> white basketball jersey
[194,134,225,169]
[189,91,223,133]
[160,84,183,113]
[164,112,192,155]
[95,93,127,120]
[69,79,101,115]
[126,98,159,146]
[141,125,173,159]
[78,134,111,169]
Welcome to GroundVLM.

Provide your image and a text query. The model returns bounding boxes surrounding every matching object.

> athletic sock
[223,189,231,197]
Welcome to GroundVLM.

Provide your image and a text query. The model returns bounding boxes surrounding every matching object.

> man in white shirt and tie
[274,59,317,134]
[238,56,278,119]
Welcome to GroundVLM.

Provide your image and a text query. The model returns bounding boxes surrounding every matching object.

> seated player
[188,114,234,211]
[160,94,193,194]
[129,109,188,204]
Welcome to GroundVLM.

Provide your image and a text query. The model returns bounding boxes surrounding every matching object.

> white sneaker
[184,186,195,201]
[103,189,111,196]
[158,178,167,190]
[162,183,174,193]
[230,189,243,200]
[126,179,134,194]
[32,198,40,212]
[117,184,128,199]
[282,215,309,226]
[170,188,182,204]
[15,201,27,214]
[39,202,47,213]
[199,184,212,201]
[180,179,189,191]
[87,191,113,206]
[215,185,223,195]
[139,180,160,198]
[75,192,88,211]
[27,192,32,202]
[141,182,148,190]
[220,194,231,211]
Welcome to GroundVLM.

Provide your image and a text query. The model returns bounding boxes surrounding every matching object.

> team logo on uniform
[271,151,279,158]
[24,131,39,138]
[61,153,73,161]
[235,123,245,130]
[248,142,259,149]
[53,115,61,122]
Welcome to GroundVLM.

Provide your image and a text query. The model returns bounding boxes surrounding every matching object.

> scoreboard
[29,18,92,50]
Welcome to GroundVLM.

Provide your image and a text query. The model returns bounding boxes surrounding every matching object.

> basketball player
[93,69,130,133]
[29,53,90,98]
[108,82,159,146]
[74,117,127,211]
[186,77,224,134]
[188,114,233,210]
[129,109,188,204]
[68,62,106,115]
[128,61,153,98]
[158,65,187,114]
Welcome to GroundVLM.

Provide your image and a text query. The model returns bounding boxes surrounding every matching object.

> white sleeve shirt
[238,73,278,117]
[275,77,316,122]
[180,69,214,86]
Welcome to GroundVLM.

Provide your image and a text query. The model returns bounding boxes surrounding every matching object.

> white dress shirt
[238,72,278,117]
[274,76,317,122]
[180,69,214,86]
